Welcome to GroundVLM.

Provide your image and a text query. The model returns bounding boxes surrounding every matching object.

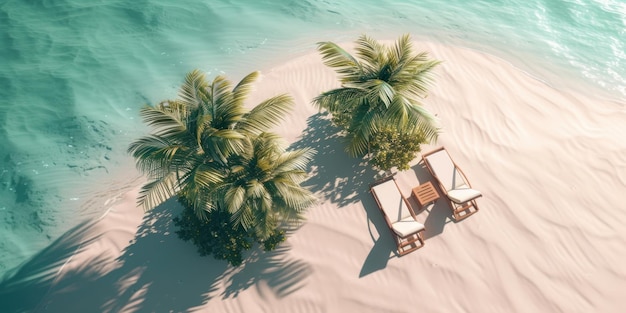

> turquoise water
[0,0,624,278]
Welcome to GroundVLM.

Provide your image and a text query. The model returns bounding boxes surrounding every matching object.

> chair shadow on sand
[359,160,455,277]
[0,198,312,312]
[290,113,409,278]
[412,161,455,240]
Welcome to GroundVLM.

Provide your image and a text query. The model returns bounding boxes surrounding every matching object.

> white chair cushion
[448,186,482,203]
[424,149,467,191]
[371,179,413,222]
[392,217,425,237]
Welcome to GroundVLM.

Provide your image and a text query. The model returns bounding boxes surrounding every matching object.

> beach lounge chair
[422,147,482,221]
[370,176,425,256]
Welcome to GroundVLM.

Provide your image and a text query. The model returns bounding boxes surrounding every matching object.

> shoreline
[2,39,625,312]
[1,33,626,278]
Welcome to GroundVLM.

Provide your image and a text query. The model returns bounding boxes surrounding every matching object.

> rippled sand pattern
[1,41,623,312]
[1,0,624,277]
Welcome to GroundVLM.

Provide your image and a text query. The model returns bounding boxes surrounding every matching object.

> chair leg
[451,200,479,221]
[397,231,425,256]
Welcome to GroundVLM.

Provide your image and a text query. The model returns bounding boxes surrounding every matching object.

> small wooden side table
[412,181,440,210]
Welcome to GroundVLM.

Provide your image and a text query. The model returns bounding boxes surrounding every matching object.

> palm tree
[128,70,295,217]
[201,132,316,239]
[313,34,441,157]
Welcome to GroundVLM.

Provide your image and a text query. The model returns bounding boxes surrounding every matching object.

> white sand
[6,41,626,312]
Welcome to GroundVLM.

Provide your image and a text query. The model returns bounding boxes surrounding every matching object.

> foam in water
[0,0,624,278]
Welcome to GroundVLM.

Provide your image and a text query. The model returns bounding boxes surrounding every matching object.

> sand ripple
[2,40,624,313]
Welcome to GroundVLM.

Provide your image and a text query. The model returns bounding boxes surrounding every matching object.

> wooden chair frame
[422,147,482,221]
[370,176,425,256]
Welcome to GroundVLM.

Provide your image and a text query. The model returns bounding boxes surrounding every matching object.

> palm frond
[312,87,364,113]
[176,164,224,216]
[273,148,316,173]
[405,104,440,142]
[138,105,188,137]
[224,185,246,214]
[206,75,234,118]
[252,132,284,155]
[237,94,294,135]
[232,71,259,105]
[201,129,248,164]
[384,97,439,141]
[246,180,268,199]
[354,34,385,74]
[345,131,370,157]
[128,135,185,176]
[317,41,363,80]
[273,182,315,209]
[270,171,309,185]
[178,69,208,108]
[156,99,190,118]
[238,205,257,231]
[389,34,413,70]
[345,79,395,108]
[253,210,277,240]
[193,163,225,188]
[258,205,276,240]
[385,97,410,127]
[217,103,247,130]
[403,56,441,99]
[194,113,213,152]
[136,172,178,211]
[345,107,380,157]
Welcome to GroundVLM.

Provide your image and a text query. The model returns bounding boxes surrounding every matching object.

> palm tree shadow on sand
[289,112,380,207]
[0,198,312,312]
[221,232,311,299]
[289,113,401,278]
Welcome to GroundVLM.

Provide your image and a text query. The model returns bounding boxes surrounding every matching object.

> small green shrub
[368,126,426,171]
[174,205,251,266]
[262,229,286,251]
[173,200,287,266]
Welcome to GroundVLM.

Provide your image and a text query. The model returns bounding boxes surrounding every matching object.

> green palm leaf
[316,34,441,164]
[317,41,363,80]
[232,71,259,104]
[128,136,184,175]
[273,148,316,173]
[138,105,187,136]
[312,88,364,113]
[130,70,315,241]
[238,94,294,136]
[136,172,178,211]
[344,105,380,156]
[179,70,208,108]
[205,76,234,122]
[200,128,247,159]
[224,185,246,215]
[272,182,315,211]
[354,34,385,74]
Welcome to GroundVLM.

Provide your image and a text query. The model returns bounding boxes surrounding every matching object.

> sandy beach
[2,40,625,313]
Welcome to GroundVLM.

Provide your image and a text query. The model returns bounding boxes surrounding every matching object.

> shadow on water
[289,113,399,278]
[0,198,312,312]
[0,220,100,313]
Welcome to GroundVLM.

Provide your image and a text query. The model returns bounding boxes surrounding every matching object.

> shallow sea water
[0,0,624,278]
